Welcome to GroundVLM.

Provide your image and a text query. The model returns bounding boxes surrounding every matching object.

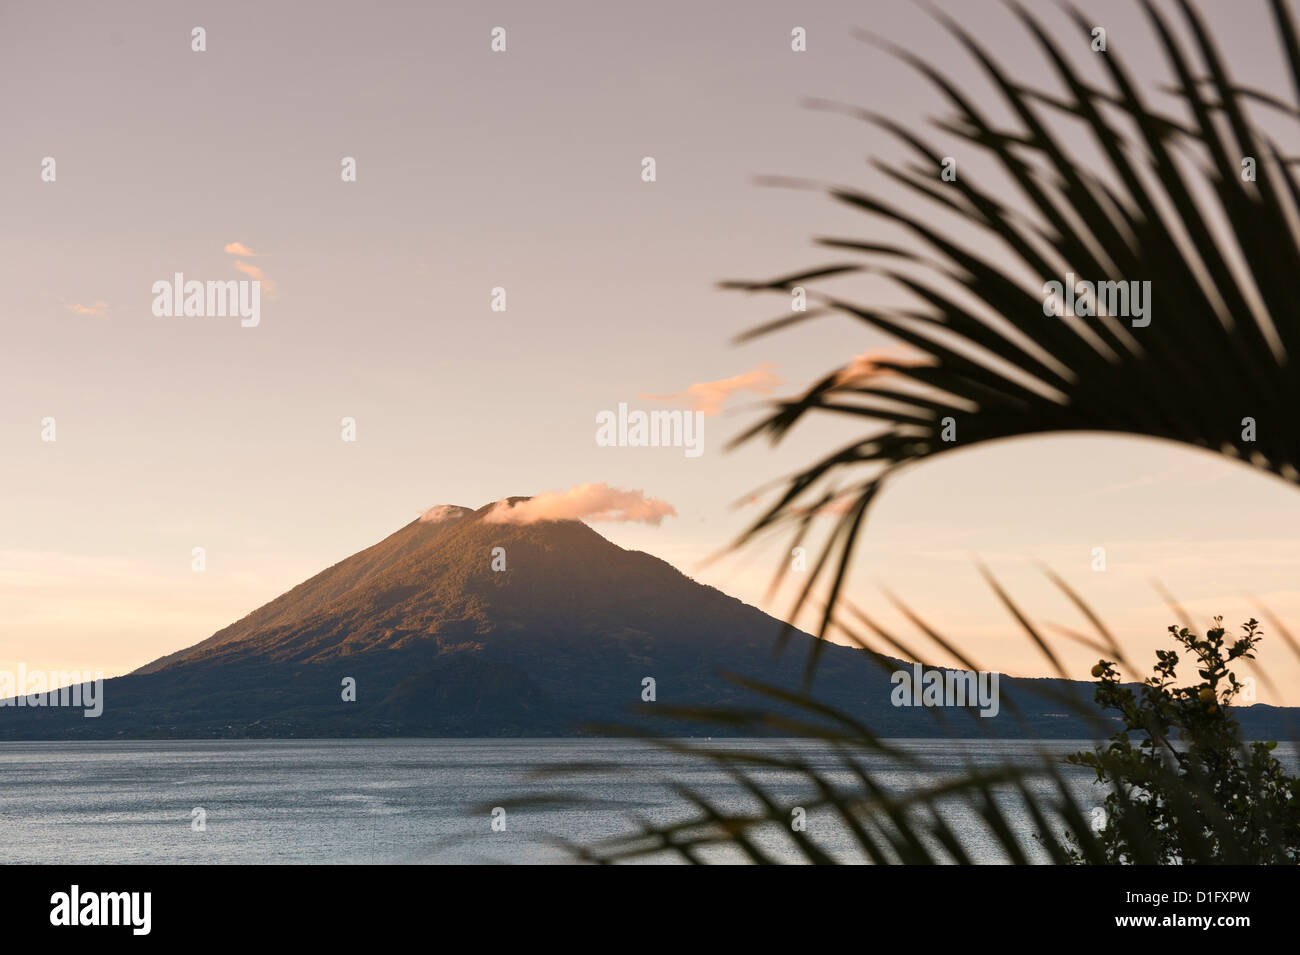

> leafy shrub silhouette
[1067,618,1300,864]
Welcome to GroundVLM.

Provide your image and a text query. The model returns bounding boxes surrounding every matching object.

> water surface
[3,738,1288,864]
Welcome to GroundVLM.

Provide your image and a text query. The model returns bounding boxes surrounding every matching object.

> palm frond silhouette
[727,0,1300,656]
[554,0,1300,866]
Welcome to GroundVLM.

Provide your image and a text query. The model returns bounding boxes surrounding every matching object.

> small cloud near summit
[418,504,472,523]
[484,482,676,526]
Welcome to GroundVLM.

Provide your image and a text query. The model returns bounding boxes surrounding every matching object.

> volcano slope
[4,502,1295,739]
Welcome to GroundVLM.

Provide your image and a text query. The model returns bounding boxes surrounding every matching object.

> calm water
[2,739,1293,864]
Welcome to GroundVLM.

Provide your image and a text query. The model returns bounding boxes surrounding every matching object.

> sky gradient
[4,0,1299,703]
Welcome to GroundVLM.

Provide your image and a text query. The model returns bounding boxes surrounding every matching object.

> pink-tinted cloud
[225,243,275,294]
[66,302,109,316]
[639,362,780,416]
[485,483,677,525]
[833,347,930,386]
[233,259,276,295]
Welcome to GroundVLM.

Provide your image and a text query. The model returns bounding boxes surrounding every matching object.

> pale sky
[3,0,1299,703]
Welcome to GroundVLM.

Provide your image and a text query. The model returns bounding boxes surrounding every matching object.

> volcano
[3,501,1295,739]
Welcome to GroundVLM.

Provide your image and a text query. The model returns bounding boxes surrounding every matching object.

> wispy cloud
[233,259,276,296]
[485,483,677,525]
[833,347,930,386]
[226,242,275,295]
[639,363,780,416]
[66,302,109,316]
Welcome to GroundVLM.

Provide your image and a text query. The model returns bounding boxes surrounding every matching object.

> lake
[3,738,1293,864]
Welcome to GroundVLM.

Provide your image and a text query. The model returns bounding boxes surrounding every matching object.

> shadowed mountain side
[3,503,1297,739]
